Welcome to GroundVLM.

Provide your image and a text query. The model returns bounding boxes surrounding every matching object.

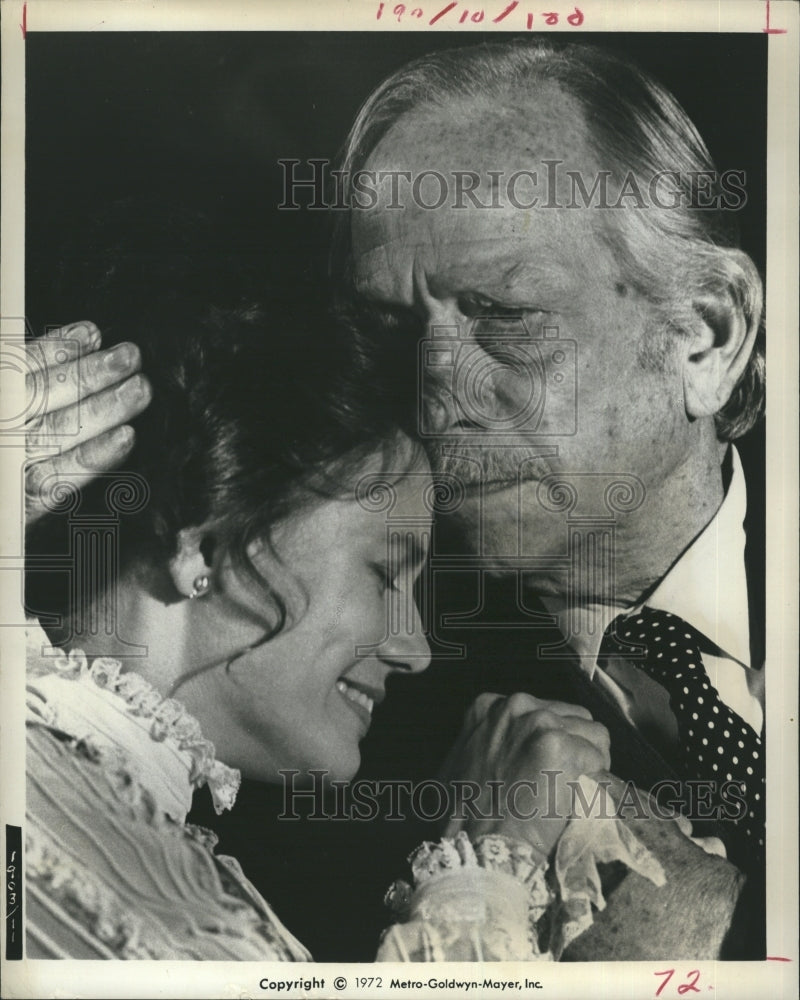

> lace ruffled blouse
[24,624,666,961]
[25,625,308,961]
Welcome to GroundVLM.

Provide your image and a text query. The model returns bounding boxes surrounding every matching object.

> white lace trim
[26,624,240,816]
[385,785,669,960]
[385,832,552,953]
[383,833,552,960]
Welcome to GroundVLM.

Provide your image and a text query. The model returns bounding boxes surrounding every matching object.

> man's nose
[412,257,464,328]
[416,306,481,435]
[420,295,463,331]
[378,599,431,674]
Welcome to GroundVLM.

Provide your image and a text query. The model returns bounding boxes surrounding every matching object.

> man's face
[351,87,696,595]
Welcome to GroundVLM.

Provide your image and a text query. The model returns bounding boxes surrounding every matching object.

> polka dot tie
[599,606,764,869]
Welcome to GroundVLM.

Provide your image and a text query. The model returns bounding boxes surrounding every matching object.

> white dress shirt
[544,446,764,751]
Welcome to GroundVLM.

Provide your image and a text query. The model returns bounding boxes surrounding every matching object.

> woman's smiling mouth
[335,679,376,729]
[336,678,375,713]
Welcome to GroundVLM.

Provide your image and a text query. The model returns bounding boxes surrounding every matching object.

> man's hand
[25,322,151,525]
[563,773,745,960]
[440,692,611,856]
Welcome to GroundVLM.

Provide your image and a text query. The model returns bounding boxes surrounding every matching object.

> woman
[24,277,662,962]
[24,288,424,955]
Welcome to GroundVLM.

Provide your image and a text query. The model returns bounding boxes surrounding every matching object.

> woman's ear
[682,287,759,420]
[168,526,215,599]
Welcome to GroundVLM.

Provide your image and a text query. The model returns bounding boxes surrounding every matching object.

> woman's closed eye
[370,561,401,595]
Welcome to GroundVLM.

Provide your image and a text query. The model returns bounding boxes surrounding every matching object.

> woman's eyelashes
[370,561,400,595]
[371,562,409,594]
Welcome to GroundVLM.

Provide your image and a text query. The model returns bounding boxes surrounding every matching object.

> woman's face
[176,439,433,783]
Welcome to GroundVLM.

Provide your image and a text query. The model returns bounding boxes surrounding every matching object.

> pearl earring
[189,574,210,599]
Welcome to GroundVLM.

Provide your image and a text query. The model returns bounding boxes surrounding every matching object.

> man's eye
[456,293,538,319]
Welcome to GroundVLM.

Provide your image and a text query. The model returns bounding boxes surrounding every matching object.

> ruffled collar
[26,622,240,824]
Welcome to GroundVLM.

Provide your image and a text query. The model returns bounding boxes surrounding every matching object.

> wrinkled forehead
[351,87,602,303]
[364,84,591,179]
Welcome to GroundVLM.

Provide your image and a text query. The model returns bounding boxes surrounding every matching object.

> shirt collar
[634,445,751,669]
[542,446,751,674]
[539,601,624,677]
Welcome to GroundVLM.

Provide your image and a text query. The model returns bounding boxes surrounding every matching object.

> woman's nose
[378,599,431,674]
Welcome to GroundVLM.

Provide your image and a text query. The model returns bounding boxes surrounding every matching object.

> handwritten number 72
[655,970,702,997]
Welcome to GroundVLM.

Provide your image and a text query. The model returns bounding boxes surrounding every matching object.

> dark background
[26,31,766,325]
[26,31,767,961]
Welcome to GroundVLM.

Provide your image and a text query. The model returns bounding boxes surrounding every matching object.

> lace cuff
[382,832,552,961]
[382,782,669,962]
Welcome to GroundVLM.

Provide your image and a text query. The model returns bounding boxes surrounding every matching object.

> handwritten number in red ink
[655,970,703,997]
[677,971,701,996]
[429,1,458,24]
[493,0,518,22]
[377,1,586,28]
[655,970,675,998]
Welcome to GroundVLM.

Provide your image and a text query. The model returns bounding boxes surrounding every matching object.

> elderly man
[335,38,765,956]
[25,38,764,959]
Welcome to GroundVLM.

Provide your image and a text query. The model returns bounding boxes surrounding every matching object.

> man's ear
[682,287,759,420]
[168,526,214,599]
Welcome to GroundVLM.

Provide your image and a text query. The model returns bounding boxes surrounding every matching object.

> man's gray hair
[334,39,764,441]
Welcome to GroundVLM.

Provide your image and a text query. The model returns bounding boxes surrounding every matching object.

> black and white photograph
[1,1,797,998]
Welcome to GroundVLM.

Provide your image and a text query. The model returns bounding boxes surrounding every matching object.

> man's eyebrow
[434,253,575,297]
[497,256,576,294]
[500,260,531,285]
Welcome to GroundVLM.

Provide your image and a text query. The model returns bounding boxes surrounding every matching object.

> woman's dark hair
[124,297,414,573]
[26,204,423,640]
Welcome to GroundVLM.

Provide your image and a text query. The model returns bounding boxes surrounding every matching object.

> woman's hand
[25,322,151,525]
[440,692,611,857]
